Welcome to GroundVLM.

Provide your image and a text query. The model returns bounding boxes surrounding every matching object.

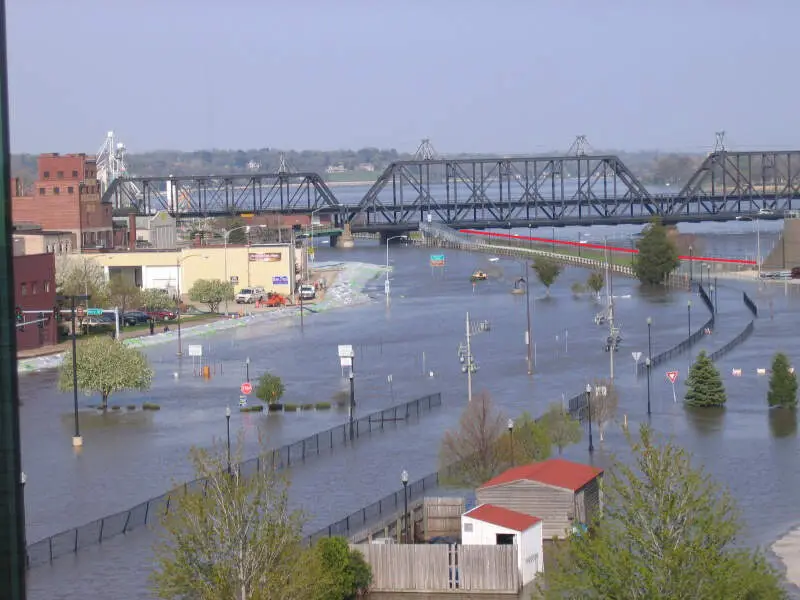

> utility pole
[0,0,28,592]
[605,240,616,380]
[466,312,473,403]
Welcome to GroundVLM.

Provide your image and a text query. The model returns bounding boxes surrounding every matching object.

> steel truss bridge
[103,150,800,231]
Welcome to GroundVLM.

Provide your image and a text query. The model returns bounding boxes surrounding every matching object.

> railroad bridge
[102,149,800,232]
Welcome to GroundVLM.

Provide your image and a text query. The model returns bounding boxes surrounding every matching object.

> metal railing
[26,392,442,568]
[309,389,589,544]
[743,291,758,317]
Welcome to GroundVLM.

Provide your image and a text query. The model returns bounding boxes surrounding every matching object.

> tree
[589,379,619,442]
[152,440,325,600]
[531,257,562,296]
[569,282,585,297]
[107,275,141,319]
[140,288,176,312]
[768,352,798,408]
[541,426,787,599]
[58,336,153,410]
[685,350,727,407]
[633,218,680,285]
[310,537,372,600]
[586,271,605,298]
[255,373,285,405]
[55,254,108,300]
[540,402,582,455]
[188,278,234,313]
[498,412,551,467]
[439,391,506,488]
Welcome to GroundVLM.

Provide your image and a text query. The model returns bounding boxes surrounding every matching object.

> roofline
[479,469,604,492]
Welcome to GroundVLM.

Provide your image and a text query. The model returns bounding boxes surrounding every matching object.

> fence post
[165,495,171,516]
[316,432,320,455]
[98,518,105,543]
[287,445,291,467]
[302,439,306,460]
[123,510,132,534]
[74,529,78,552]
[144,500,150,526]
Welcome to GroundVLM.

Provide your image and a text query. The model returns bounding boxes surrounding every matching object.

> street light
[689,245,693,283]
[586,384,594,453]
[508,418,515,466]
[385,235,408,297]
[225,406,232,475]
[245,356,251,383]
[646,316,653,418]
[687,300,692,337]
[401,469,409,543]
[57,294,89,447]
[646,357,652,416]
[175,253,208,356]
[20,471,27,554]
[223,224,265,315]
[348,369,355,441]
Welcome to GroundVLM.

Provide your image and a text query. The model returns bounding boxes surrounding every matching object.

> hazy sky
[6,0,799,155]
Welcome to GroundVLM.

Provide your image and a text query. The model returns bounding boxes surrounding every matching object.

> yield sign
[666,371,679,384]
[631,352,642,362]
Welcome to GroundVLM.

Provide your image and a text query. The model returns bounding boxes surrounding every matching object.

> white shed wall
[461,515,543,586]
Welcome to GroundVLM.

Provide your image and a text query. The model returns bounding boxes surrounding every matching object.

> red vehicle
[147,309,177,321]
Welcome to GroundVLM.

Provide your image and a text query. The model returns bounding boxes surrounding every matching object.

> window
[84,169,89,178]
[53,187,60,195]
[43,171,50,178]
[31,282,38,295]
[38,188,45,195]
[20,283,27,296]
[57,171,64,178]
[495,533,515,545]
[67,186,74,194]
[463,523,473,532]
[44,281,50,293]
[72,170,78,178]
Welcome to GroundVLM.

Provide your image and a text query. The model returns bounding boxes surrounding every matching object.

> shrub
[315,402,332,410]
[126,404,137,411]
[284,404,298,412]
[255,373,285,405]
[111,405,121,411]
[142,402,161,411]
[301,404,314,411]
[240,405,264,413]
[267,404,284,412]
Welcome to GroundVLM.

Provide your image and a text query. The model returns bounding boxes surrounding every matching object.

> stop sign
[240,382,252,395]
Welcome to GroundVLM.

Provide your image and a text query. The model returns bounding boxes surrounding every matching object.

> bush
[315,402,332,410]
[111,405,121,411]
[126,404,137,411]
[255,373,285,405]
[332,390,349,406]
[268,404,284,412]
[142,402,161,411]
[301,403,314,410]
[240,405,264,413]
[312,536,372,599]
[284,404,298,412]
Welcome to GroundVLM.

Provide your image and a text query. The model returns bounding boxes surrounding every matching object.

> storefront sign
[249,252,282,262]
[272,275,289,285]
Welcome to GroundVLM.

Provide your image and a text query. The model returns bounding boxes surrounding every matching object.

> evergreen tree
[685,350,727,407]
[633,218,680,285]
[768,352,798,408]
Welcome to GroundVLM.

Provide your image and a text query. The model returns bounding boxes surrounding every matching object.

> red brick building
[11,153,113,250]
[13,253,58,351]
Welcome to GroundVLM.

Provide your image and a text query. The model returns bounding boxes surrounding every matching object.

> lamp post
[647,316,653,417]
[688,245,693,283]
[245,356,251,383]
[309,208,323,282]
[385,235,408,298]
[646,357,652,416]
[713,279,718,313]
[223,224,265,316]
[687,300,692,337]
[522,262,533,375]
[401,469,409,543]
[586,384,594,453]
[175,253,208,357]
[225,406,231,475]
[508,418,515,466]
[348,369,355,441]
[71,297,82,447]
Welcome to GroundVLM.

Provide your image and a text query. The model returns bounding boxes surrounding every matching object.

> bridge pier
[339,223,355,249]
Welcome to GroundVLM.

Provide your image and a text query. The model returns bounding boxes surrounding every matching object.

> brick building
[11,153,114,250]
[13,253,58,351]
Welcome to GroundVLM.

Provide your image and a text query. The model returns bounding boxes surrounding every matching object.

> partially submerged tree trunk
[101,391,110,410]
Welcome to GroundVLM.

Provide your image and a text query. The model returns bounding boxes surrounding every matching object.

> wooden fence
[352,543,520,593]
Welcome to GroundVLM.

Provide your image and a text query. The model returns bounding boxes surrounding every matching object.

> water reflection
[769,408,798,439]
[683,405,726,435]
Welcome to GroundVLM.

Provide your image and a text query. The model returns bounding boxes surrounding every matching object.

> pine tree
[768,353,798,408]
[633,218,680,285]
[685,350,727,407]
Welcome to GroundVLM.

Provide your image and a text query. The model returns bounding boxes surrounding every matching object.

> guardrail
[27,392,442,569]
[743,292,758,317]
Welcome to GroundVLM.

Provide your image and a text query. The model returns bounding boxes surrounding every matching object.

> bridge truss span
[103,172,341,217]
[347,155,657,227]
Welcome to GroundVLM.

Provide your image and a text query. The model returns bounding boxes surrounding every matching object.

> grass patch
[240,405,264,413]
[142,402,161,411]
[315,402,332,410]
[284,404,298,412]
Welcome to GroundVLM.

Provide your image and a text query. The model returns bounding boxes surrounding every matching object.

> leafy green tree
[55,254,108,302]
[255,373,285,405]
[531,256,563,296]
[569,282,585,297]
[540,402,582,455]
[633,217,680,285]
[685,350,727,407]
[310,537,372,600]
[439,391,506,488]
[499,411,551,467]
[589,379,619,442]
[152,439,324,600]
[107,275,141,318]
[768,352,798,408]
[585,271,605,297]
[541,426,787,599]
[58,337,153,410]
[140,288,176,312]
[188,278,234,313]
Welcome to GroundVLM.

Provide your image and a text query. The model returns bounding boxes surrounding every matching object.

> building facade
[13,253,58,351]
[476,458,604,540]
[11,153,114,249]
[12,224,76,256]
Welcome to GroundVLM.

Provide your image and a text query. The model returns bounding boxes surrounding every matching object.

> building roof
[479,458,603,492]
[463,504,541,532]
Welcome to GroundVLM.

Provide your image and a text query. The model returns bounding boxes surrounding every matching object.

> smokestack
[128,212,137,250]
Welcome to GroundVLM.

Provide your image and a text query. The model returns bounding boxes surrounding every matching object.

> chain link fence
[27,392,442,568]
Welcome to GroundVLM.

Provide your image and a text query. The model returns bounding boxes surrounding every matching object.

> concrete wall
[12,232,76,256]
[461,516,543,586]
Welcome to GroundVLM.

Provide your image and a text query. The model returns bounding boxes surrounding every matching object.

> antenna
[714,131,726,153]
[96,130,128,194]
[414,138,437,161]
[567,135,592,156]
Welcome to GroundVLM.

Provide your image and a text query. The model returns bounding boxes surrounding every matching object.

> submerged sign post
[631,351,642,375]
[666,370,679,403]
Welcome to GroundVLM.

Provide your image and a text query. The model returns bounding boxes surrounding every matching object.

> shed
[461,503,543,586]
[476,458,603,539]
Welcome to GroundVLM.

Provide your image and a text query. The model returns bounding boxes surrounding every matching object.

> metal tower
[714,131,726,152]
[414,138,437,161]
[96,131,128,194]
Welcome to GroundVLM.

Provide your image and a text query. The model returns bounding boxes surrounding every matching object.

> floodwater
[23,218,800,599]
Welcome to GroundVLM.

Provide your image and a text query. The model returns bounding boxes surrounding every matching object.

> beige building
[85,243,298,299]
[12,224,76,256]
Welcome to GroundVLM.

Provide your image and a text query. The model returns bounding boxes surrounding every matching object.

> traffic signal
[15,307,24,331]
[53,306,62,322]
[38,312,45,329]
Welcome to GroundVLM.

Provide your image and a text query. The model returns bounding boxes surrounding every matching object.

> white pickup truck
[235,287,266,304]
[298,284,316,300]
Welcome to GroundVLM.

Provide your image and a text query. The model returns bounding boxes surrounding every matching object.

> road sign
[632,352,642,362]
[188,345,202,357]
[230,276,239,284]
[240,382,252,395]
[239,395,247,407]
[666,371,678,384]
[76,306,85,318]
[86,308,103,316]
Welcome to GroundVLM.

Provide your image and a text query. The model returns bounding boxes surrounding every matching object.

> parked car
[122,311,151,326]
[791,267,800,279]
[299,284,316,301]
[758,208,774,216]
[147,309,177,321]
[236,287,266,304]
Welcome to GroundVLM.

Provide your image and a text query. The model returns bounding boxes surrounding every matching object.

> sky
[6,0,800,155]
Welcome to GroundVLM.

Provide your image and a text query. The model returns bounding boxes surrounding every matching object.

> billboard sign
[272,275,289,285]
[249,252,282,262]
